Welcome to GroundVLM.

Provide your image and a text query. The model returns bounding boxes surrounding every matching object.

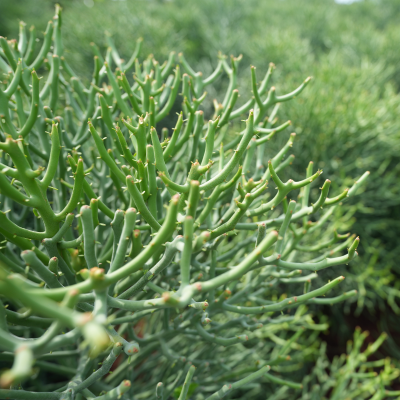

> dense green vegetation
[1,0,400,397]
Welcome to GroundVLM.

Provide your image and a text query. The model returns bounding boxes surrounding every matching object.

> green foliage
[283,56,400,316]
[0,4,399,400]
[174,382,198,399]
[273,328,400,400]
[2,0,399,317]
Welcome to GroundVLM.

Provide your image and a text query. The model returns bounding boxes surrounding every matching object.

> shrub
[3,0,397,321]
[0,6,398,400]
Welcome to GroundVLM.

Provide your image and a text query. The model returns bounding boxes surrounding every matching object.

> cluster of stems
[0,6,391,400]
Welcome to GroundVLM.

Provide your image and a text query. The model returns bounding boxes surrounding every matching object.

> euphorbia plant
[0,6,395,400]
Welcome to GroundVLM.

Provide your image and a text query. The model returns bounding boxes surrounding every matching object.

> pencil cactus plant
[0,6,397,400]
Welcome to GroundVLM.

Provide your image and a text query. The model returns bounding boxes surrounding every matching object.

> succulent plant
[0,6,397,400]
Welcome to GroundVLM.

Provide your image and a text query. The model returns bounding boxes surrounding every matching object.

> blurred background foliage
[1,0,400,359]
